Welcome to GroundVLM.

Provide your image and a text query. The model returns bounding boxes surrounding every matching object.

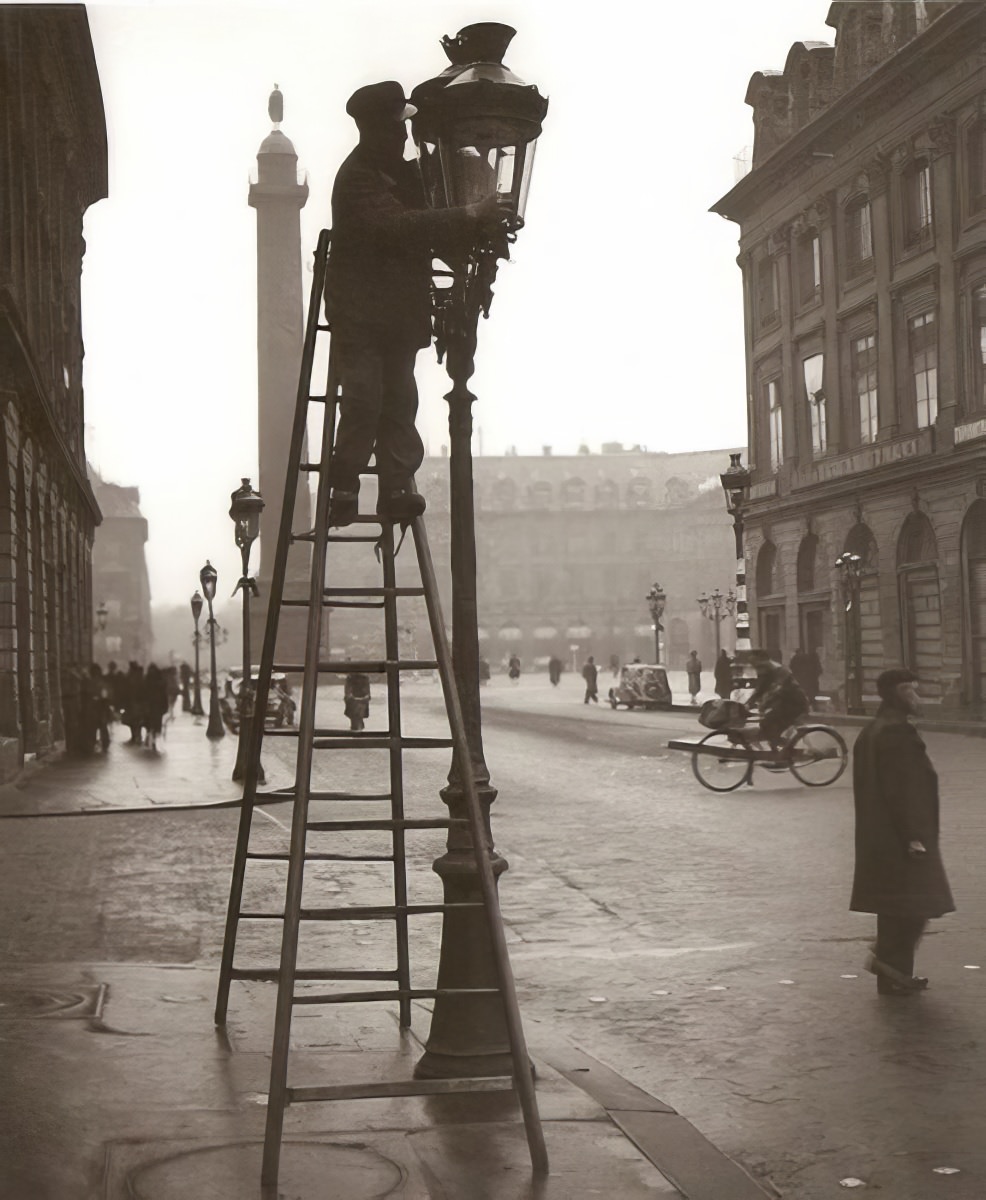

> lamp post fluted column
[836,552,864,715]
[645,582,666,664]
[229,479,265,782]
[200,561,225,740]
[190,591,205,717]
[720,455,753,677]
[698,588,736,660]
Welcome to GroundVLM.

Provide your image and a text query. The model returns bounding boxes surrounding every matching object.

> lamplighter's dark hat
[346,81,417,123]
[876,667,919,700]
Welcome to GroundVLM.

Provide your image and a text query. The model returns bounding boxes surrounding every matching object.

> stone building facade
[328,445,741,672]
[0,6,107,774]
[90,473,152,668]
[712,1,986,710]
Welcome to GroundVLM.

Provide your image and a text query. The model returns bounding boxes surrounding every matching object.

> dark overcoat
[850,704,954,918]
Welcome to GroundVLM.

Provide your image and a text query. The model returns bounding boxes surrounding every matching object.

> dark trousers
[876,914,927,978]
[331,326,424,494]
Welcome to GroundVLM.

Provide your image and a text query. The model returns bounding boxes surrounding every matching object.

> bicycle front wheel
[788,725,848,787]
[692,731,752,792]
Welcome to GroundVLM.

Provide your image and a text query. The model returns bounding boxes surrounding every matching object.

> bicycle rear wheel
[788,725,848,787]
[692,731,752,792]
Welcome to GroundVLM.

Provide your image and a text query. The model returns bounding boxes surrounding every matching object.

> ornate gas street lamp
[697,587,736,659]
[645,582,666,664]
[94,599,108,633]
[720,454,753,669]
[835,551,864,715]
[190,590,205,717]
[200,560,224,740]
[229,478,265,782]
[408,23,547,1082]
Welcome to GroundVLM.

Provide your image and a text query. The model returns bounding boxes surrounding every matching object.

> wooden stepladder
[214,229,547,1191]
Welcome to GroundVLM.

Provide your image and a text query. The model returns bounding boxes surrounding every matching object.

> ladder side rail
[215,227,334,1027]
[261,246,339,1193]
[379,521,413,1028]
[410,517,548,1175]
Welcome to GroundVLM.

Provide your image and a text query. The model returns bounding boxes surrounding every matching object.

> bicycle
[677,718,848,792]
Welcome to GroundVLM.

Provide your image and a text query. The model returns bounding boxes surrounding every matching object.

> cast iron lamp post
[835,551,864,715]
[200,560,225,740]
[229,478,265,782]
[697,588,736,659]
[645,583,666,664]
[720,454,753,670]
[190,590,205,716]
[408,22,547,1082]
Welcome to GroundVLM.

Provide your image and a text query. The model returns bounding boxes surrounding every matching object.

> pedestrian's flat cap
[346,81,416,123]
[876,667,919,699]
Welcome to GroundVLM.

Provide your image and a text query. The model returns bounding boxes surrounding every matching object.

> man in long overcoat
[850,668,954,995]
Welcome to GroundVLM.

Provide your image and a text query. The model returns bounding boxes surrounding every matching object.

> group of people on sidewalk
[83,661,187,753]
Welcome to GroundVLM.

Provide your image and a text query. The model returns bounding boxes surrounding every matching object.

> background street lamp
[200,560,224,740]
[190,590,205,716]
[720,454,753,675]
[645,583,666,664]
[229,478,265,782]
[697,587,736,658]
[409,22,547,1081]
[94,599,108,633]
[835,551,864,715]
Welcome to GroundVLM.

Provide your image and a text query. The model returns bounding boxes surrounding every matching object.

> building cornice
[711,4,983,223]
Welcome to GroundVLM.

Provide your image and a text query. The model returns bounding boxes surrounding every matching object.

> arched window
[962,500,986,702]
[756,541,778,597]
[796,534,819,593]
[627,477,652,509]
[845,523,879,571]
[896,512,942,687]
[528,480,552,510]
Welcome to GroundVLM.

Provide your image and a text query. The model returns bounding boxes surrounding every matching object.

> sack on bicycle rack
[698,698,749,730]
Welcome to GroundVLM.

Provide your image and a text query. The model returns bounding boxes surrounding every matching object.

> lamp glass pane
[515,139,536,219]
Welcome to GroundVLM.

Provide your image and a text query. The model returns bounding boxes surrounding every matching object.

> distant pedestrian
[582,656,598,704]
[686,650,702,705]
[714,649,733,699]
[163,665,180,716]
[548,655,563,687]
[479,657,491,685]
[343,668,371,731]
[609,653,620,679]
[122,662,145,745]
[789,647,822,705]
[508,653,521,683]
[179,661,193,712]
[89,664,111,752]
[851,668,954,996]
[105,660,126,721]
[141,663,169,752]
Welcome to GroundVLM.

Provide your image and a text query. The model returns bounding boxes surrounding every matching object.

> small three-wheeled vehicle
[608,663,672,710]
[220,668,296,734]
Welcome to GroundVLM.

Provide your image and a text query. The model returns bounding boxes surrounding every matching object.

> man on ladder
[324,80,501,528]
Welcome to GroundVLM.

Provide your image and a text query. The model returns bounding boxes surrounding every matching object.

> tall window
[904,159,933,244]
[803,354,827,454]
[967,118,986,215]
[976,285,986,409]
[852,334,879,443]
[798,231,822,304]
[910,311,938,428]
[767,379,783,471]
[757,256,779,327]
[846,199,873,273]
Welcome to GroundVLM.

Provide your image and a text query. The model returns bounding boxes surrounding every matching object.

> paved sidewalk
[0,710,770,1199]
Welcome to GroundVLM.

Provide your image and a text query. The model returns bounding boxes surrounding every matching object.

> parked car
[220,668,296,733]
[607,663,672,711]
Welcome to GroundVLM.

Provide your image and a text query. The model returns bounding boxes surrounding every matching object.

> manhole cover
[0,983,106,1019]
[127,1140,404,1199]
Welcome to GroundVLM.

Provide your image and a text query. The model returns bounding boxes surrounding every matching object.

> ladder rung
[272,660,438,673]
[324,600,386,609]
[298,902,484,922]
[255,789,393,803]
[323,587,426,597]
[306,817,467,832]
[326,534,385,543]
[312,736,453,750]
[287,1076,514,1103]
[292,987,501,1006]
[300,462,320,472]
[246,852,395,862]
[230,967,399,982]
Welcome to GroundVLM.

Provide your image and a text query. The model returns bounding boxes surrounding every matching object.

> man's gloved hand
[907,840,927,856]
[466,193,507,235]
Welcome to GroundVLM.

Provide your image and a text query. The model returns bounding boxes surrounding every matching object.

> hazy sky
[80,0,833,608]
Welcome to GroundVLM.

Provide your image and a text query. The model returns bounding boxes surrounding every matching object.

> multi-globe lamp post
[199,560,225,740]
[835,551,864,715]
[190,590,205,717]
[407,22,547,1085]
[645,583,666,664]
[229,478,265,783]
[697,587,736,659]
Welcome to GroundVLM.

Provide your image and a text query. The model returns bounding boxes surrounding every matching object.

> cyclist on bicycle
[747,650,809,749]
